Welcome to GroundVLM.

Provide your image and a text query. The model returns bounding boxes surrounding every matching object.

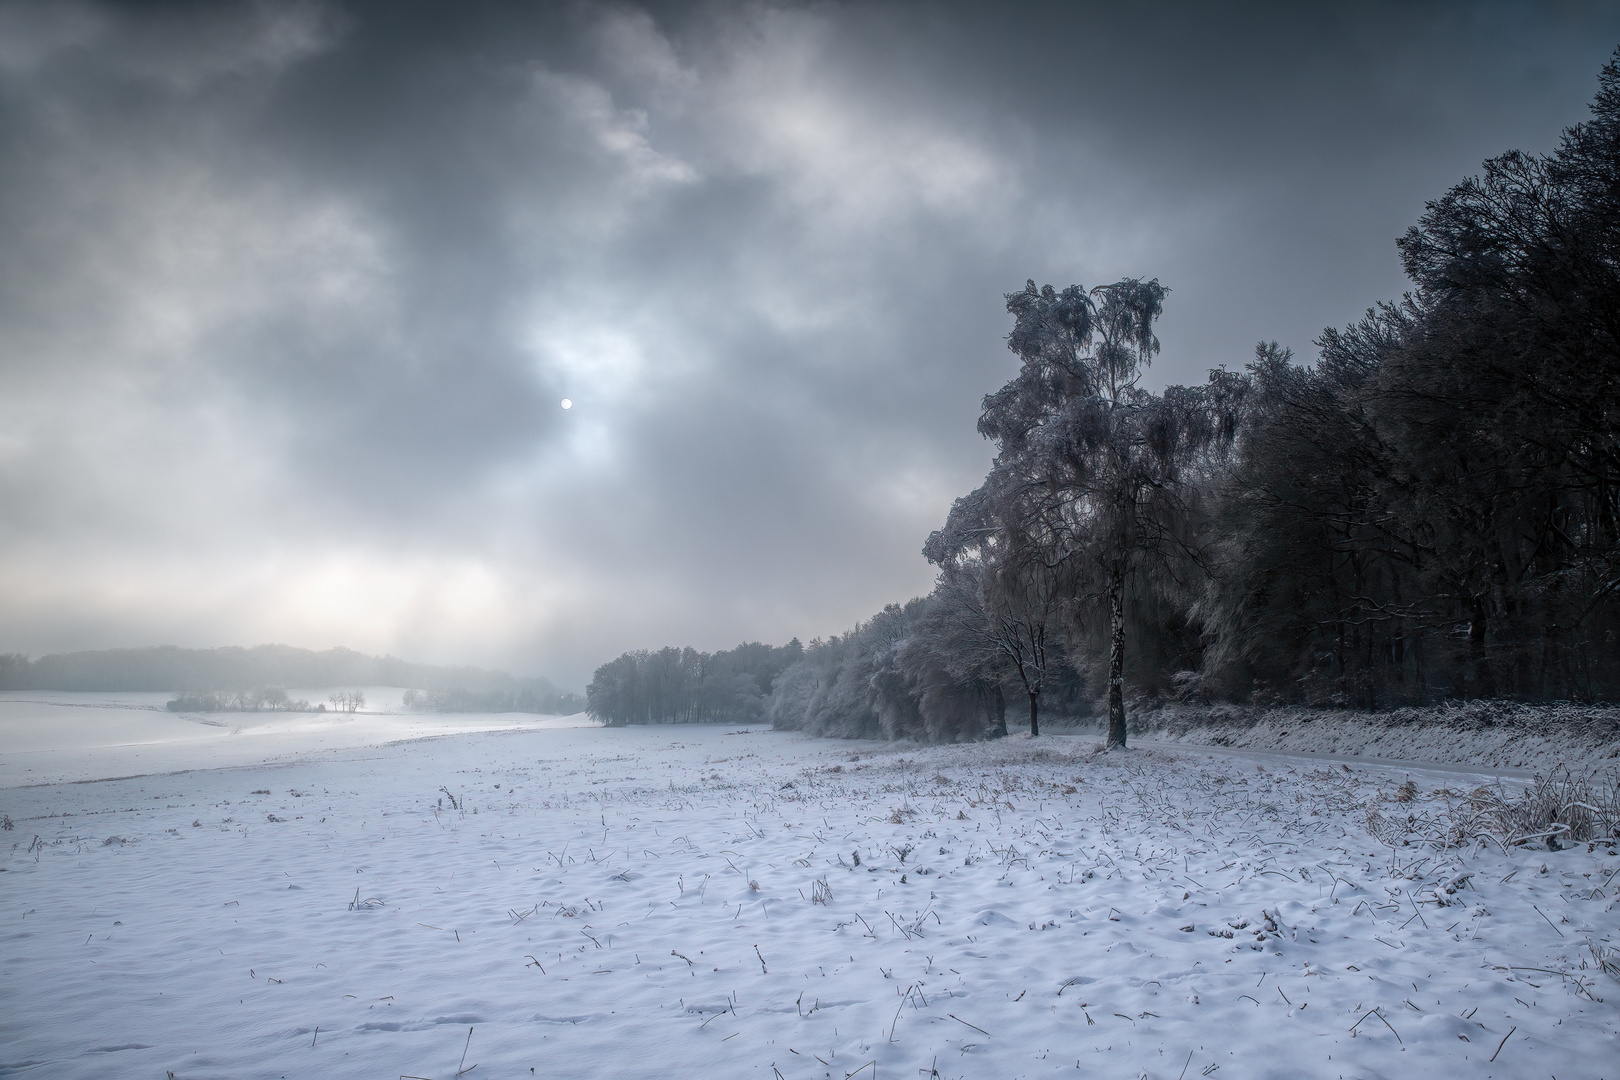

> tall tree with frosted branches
[972,278,1239,748]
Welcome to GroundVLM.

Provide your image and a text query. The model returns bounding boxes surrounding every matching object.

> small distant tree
[925,477,1064,736]
[329,690,365,713]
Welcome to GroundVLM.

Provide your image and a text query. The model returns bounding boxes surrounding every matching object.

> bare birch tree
[976,279,1239,748]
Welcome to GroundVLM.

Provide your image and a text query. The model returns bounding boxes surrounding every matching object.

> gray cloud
[1,0,1615,686]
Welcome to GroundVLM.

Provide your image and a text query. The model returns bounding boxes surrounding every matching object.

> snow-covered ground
[0,689,586,788]
[2,706,1617,1079]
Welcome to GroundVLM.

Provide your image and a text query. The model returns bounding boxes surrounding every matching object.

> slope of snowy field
[1124,701,1620,775]
[2,723,1617,1080]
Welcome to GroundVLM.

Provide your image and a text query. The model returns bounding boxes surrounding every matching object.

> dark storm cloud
[1,0,1615,685]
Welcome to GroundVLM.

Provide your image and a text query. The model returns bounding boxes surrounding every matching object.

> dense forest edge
[0,644,585,715]
[589,51,1620,744]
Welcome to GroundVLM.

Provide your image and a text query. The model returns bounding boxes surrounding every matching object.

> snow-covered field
[3,702,1618,1079]
[0,690,580,788]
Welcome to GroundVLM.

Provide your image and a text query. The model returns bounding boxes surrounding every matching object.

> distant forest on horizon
[0,644,585,715]
[588,51,1620,742]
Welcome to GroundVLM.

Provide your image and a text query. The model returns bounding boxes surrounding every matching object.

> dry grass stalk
[1365,767,1620,851]
[1589,941,1620,984]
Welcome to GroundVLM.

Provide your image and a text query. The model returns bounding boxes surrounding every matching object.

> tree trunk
[1028,689,1040,737]
[1468,599,1495,697]
[1106,564,1127,750]
[991,684,1008,738]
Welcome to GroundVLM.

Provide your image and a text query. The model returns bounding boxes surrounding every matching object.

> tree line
[0,643,571,701]
[586,641,805,725]
[401,686,586,714]
[593,52,1620,743]
[4,644,584,715]
[166,688,316,712]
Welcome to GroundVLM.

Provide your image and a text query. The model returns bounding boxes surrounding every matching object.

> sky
[1,0,1616,689]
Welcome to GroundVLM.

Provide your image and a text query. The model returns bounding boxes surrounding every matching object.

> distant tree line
[167,688,314,712]
[402,686,586,715]
[595,52,1620,744]
[586,641,805,725]
[167,684,589,716]
[0,644,574,703]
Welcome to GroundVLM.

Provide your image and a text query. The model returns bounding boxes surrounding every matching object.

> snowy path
[1125,736,1541,783]
[2,726,1616,1079]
